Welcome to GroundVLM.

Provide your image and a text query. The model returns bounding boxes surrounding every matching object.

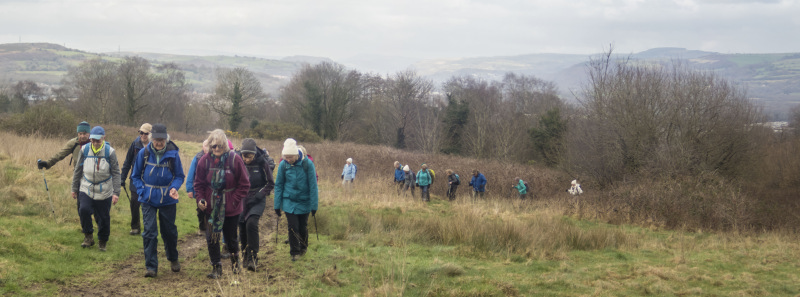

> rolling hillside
[2,43,799,119]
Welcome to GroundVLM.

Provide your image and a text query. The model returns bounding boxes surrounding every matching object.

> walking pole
[313,213,319,241]
[39,163,55,219]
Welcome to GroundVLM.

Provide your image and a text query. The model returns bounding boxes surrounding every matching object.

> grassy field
[2,132,800,296]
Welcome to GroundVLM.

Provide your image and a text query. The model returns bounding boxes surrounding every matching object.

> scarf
[151,142,168,164]
[208,152,228,240]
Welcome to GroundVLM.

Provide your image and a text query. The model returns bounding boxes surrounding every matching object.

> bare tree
[63,58,117,123]
[150,63,190,127]
[385,70,434,149]
[207,67,265,132]
[116,56,154,126]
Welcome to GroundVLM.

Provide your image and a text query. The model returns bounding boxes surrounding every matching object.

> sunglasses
[211,144,224,149]
[139,131,149,135]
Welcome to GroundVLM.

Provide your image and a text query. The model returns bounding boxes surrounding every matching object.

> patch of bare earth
[58,213,296,296]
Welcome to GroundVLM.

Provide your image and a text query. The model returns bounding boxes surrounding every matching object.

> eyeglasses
[139,131,149,135]
[211,144,223,149]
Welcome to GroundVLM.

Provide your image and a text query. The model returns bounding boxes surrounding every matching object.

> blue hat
[89,126,105,140]
[77,121,90,133]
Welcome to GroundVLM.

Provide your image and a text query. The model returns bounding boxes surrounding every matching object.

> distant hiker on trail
[513,177,527,200]
[194,129,250,279]
[393,161,405,195]
[567,180,583,196]
[130,124,185,278]
[71,126,121,252]
[342,158,356,193]
[186,139,210,236]
[446,169,460,201]
[469,170,487,198]
[39,121,91,216]
[120,123,151,236]
[274,138,319,262]
[402,165,416,197]
[236,138,275,272]
[416,164,433,202]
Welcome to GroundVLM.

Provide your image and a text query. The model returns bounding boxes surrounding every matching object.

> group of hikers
[37,122,318,279]
[390,162,584,201]
[36,121,585,280]
[392,162,494,201]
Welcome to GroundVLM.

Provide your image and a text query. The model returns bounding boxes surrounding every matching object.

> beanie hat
[139,123,152,134]
[77,121,90,133]
[346,158,353,163]
[571,180,577,185]
[403,165,410,172]
[89,126,105,140]
[241,138,257,154]
[282,138,299,156]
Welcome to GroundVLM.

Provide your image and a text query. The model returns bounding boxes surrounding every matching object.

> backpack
[523,181,530,192]
[143,146,176,176]
[429,169,435,183]
[453,174,460,185]
[81,142,111,168]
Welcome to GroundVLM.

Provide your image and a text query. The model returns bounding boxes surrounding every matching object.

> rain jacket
[72,142,121,200]
[394,165,405,182]
[46,136,89,168]
[194,151,250,217]
[342,163,356,181]
[131,141,185,207]
[469,173,487,192]
[185,150,204,194]
[274,151,319,215]
[238,147,274,221]
[514,179,527,194]
[416,169,433,187]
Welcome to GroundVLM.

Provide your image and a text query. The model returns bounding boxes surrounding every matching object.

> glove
[121,181,127,189]
[274,209,282,217]
[311,210,317,216]
[37,160,49,170]
[341,175,344,180]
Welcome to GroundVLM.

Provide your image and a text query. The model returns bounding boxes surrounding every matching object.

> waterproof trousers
[141,203,179,273]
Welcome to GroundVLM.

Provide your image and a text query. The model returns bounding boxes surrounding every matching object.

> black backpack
[523,181,530,192]
[453,174,460,185]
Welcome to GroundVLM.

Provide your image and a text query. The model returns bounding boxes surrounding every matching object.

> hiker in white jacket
[567,180,583,195]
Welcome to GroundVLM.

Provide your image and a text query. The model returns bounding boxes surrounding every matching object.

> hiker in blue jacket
[131,124,185,278]
[274,138,319,262]
[393,161,405,195]
[469,170,487,198]
[341,158,356,193]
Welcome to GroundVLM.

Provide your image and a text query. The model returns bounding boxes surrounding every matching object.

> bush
[244,122,321,143]
[0,102,78,138]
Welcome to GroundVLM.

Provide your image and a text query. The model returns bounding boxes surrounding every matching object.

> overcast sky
[1,0,798,60]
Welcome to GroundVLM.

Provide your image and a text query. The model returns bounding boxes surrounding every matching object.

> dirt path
[59,213,296,296]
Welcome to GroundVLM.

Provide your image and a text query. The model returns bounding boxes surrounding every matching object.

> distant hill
[1,43,798,119]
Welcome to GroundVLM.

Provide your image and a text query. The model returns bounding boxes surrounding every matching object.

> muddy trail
[58,212,302,296]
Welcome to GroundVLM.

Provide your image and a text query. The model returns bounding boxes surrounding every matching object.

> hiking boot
[231,253,241,274]
[144,270,157,278]
[207,264,222,279]
[98,241,107,252]
[246,255,258,272]
[170,260,181,272]
[81,233,94,248]
[129,229,140,235]
[284,239,289,244]
[291,254,299,262]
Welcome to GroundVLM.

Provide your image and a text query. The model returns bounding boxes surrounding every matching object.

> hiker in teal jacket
[513,178,527,200]
[416,164,433,202]
[274,138,319,261]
